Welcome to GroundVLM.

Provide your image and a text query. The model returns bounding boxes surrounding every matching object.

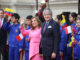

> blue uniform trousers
[25,50,29,60]
[9,47,20,60]
[67,47,72,60]
[74,44,80,60]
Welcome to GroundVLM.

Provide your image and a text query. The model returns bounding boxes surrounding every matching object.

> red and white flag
[65,25,73,34]
[16,33,25,41]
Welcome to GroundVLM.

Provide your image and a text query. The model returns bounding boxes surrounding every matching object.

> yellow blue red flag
[4,8,14,16]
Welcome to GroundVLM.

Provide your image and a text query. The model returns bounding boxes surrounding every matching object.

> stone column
[78,0,80,14]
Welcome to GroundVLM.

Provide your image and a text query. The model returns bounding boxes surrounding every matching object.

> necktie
[43,23,48,33]
[0,20,2,29]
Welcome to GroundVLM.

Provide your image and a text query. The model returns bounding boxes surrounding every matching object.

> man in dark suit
[0,9,7,60]
[41,8,60,60]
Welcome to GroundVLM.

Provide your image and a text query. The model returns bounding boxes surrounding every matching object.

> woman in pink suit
[20,17,43,60]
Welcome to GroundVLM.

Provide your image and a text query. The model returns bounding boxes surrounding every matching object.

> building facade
[0,0,78,18]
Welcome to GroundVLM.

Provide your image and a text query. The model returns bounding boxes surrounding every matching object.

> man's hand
[51,52,56,59]
[39,54,43,57]
[7,17,11,23]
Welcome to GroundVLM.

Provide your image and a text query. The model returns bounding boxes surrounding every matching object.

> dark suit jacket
[0,18,7,46]
[41,19,60,56]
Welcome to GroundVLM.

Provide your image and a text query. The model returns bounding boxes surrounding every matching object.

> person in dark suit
[0,9,7,60]
[41,8,60,60]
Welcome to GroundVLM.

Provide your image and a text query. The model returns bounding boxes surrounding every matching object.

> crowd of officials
[0,1,80,60]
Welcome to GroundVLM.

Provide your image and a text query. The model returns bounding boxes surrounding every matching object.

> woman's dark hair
[12,13,20,20]
[78,13,80,15]
[70,12,77,20]
[31,17,42,30]
[62,12,70,26]
[56,14,62,21]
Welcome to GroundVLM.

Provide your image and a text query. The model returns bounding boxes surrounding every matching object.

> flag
[67,36,76,47]
[61,23,67,30]
[60,15,66,26]
[16,33,25,41]
[78,41,80,44]
[60,15,67,30]
[4,8,14,16]
[71,40,77,47]
[65,25,73,34]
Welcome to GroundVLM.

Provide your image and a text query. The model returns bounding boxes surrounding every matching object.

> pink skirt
[30,53,43,60]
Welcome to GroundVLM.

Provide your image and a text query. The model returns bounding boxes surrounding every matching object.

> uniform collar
[71,23,76,25]
[13,22,20,26]
[27,26,31,29]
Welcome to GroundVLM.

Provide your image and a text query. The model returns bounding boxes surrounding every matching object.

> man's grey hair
[43,7,52,16]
